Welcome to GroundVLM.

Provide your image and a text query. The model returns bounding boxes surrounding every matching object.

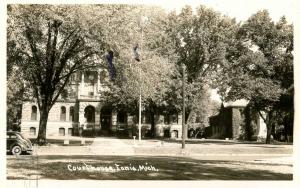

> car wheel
[12,145,22,155]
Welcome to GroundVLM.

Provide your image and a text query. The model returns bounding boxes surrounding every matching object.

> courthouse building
[20,68,268,141]
[20,69,184,138]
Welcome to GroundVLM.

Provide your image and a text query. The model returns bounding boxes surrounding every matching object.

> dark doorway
[84,105,95,123]
[100,107,112,136]
[83,105,96,137]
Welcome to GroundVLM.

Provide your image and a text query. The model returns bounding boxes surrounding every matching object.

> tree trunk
[283,119,288,142]
[258,110,273,144]
[265,111,274,144]
[148,101,157,138]
[150,111,155,138]
[36,105,50,145]
[265,123,272,144]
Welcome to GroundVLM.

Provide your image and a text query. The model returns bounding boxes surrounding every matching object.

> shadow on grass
[7,155,292,180]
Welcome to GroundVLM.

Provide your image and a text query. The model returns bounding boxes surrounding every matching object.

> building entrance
[100,107,112,136]
[82,105,96,137]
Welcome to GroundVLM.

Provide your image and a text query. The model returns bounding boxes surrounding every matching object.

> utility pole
[138,87,142,142]
[75,73,80,137]
[138,16,146,142]
[182,64,186,149]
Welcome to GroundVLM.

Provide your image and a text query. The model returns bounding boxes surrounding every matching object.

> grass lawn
[7,155,292,180]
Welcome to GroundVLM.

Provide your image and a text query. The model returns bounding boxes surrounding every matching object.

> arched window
[30,127,36,136]
[171,130,178,138]
[31,106,37,121]
[84,106,95,123]
[69,106,74,122]
[59,128,65,136]
[60,106,66,121]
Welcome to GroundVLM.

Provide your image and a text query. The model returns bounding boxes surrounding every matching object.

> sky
[5,0,296,22]
[158,0,296,23]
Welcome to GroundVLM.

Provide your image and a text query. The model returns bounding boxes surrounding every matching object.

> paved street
[6,138,293,180]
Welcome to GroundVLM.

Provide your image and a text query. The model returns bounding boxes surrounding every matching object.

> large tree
[164,6,238,135]
[217,10,293,143]
[96,5,177,136]
[7,5,107,144]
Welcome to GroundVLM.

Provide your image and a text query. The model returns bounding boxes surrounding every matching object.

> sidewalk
[29,137,293,159]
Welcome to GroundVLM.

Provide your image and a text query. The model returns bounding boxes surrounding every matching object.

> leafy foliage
[217,10,293,143]
[164,6,238,131]
[7,5,107,144]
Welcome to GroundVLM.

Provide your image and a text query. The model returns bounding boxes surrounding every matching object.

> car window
[10,135,17,139]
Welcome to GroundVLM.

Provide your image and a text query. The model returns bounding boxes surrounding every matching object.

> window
[164,113,178,124]
[170,114,178,124]
[60,106,66,121]
[10,135,17,139]
[30,127,36,136]
[31,106,37,121]
[59,128,65,136]
[68,128,73,135]
[164,115,170,124]
[84,71,98,83]
[171,130,178,138]
[100,70,108,84]
[117,111,127,123]
[142,112,152,124]
[70,74,76,82]
[69,106,74,122]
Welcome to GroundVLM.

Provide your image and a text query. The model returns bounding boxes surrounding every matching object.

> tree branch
[31,75,41,110]
[50,51,99,107]
[50,20,61,65]
[50,75,72,108]
[45,21,52,65]
[52,37,84,85]
[58,29,80,55]
[258,110,267,124]
[24,25,44,84]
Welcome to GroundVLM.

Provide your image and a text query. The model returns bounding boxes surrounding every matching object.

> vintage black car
[7,131,33,155]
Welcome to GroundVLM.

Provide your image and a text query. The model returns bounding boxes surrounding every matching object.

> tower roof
[223,99,249,108]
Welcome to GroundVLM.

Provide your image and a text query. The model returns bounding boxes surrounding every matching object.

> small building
[208,99,267,141]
